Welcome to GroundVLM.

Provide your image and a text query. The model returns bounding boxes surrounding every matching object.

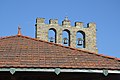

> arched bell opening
[48,28,57,43]
[62,29,70,46]
[76,31,85,48]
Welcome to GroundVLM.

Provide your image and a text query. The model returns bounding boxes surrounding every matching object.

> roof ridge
[0,35,16,40]
[1,35,120,62]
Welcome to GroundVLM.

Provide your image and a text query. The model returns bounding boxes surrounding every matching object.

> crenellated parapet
[35,17,98,53]
[36,18,96,28]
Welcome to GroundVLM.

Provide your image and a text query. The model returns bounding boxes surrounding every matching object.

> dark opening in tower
[48,28,57,43]
[76,31,85,48]
[62,29,70,46]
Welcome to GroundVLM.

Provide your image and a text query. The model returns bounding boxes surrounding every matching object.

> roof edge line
[0,68,120,74]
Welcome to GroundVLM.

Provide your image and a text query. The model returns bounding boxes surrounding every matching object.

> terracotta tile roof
[0,35,120,70]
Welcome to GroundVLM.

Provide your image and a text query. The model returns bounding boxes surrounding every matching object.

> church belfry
[35,17,98,53]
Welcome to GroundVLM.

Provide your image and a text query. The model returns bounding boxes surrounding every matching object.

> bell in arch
[77,38,83,46]
[49,37,54,42]
[63,37,68,44]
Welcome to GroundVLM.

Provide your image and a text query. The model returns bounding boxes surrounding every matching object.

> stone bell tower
[35,17,98,53]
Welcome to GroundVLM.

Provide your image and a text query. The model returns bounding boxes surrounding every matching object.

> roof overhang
[0,68,120,76]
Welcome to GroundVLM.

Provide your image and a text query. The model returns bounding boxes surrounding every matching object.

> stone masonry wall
[35,18,98,53]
